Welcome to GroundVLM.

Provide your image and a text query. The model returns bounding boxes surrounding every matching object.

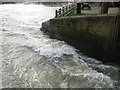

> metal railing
[55,3,77,18]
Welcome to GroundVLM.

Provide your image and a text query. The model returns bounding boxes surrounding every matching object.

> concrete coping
[52,14,118,20]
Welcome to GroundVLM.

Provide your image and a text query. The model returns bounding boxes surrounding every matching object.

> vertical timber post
[77,3,81,14]
[55,10,58,18]
[59,8,61,17]
[101,2,109,14]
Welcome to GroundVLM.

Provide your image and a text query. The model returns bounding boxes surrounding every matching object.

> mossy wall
[42,15,119,63]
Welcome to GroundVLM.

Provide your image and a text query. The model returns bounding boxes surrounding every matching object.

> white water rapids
[0,4,119,89]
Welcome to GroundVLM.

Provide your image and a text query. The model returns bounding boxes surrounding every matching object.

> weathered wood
[58,8,61,17]
[77,3,81,14]
[101,2,109,14]
[55,10,58,18]
[62,7,65,13]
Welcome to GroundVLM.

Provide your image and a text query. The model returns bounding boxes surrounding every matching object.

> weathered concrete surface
[41,15,120,63]
[108,7,120,15]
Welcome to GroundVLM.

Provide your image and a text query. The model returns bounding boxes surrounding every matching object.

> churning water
[0,4,119,89]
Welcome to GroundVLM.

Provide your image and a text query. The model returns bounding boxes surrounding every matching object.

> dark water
[0,4,119,89]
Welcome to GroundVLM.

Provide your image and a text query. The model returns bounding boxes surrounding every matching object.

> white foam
[1,4,118,88]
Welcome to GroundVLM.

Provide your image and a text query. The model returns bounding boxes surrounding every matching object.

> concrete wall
[108,7,120,14]
[41,15,120,63]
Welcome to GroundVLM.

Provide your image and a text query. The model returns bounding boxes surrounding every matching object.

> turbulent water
[0,4,119,89]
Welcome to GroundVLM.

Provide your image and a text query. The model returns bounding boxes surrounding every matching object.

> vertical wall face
[48,15,119,63]
[116,15,120,63]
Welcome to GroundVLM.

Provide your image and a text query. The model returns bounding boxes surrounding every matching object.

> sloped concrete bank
[41,15,120,64]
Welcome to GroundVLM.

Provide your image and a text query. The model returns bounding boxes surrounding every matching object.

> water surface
[0,4,119,89]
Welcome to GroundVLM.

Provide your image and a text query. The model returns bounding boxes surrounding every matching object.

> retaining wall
[41,15,120,63]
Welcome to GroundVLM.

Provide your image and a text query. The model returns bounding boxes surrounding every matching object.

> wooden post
[69,5,71,11]
[77,3,81,14]
[55,3,78,17]
[66,5,68,12]
[62,7,65,16]
[55,10,58,18]
[63,7,65,13]
[101,2,109,14]
[59,8,61,17]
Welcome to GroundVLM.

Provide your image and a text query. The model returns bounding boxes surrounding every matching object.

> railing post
[55,3,77,18]
[55,10,58,18]
[66,6,68,12]
[69,5,71,10]
[62,7,65,16]
[59,8,62,17]
[77,3,81,14]
[63,7,65,13]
